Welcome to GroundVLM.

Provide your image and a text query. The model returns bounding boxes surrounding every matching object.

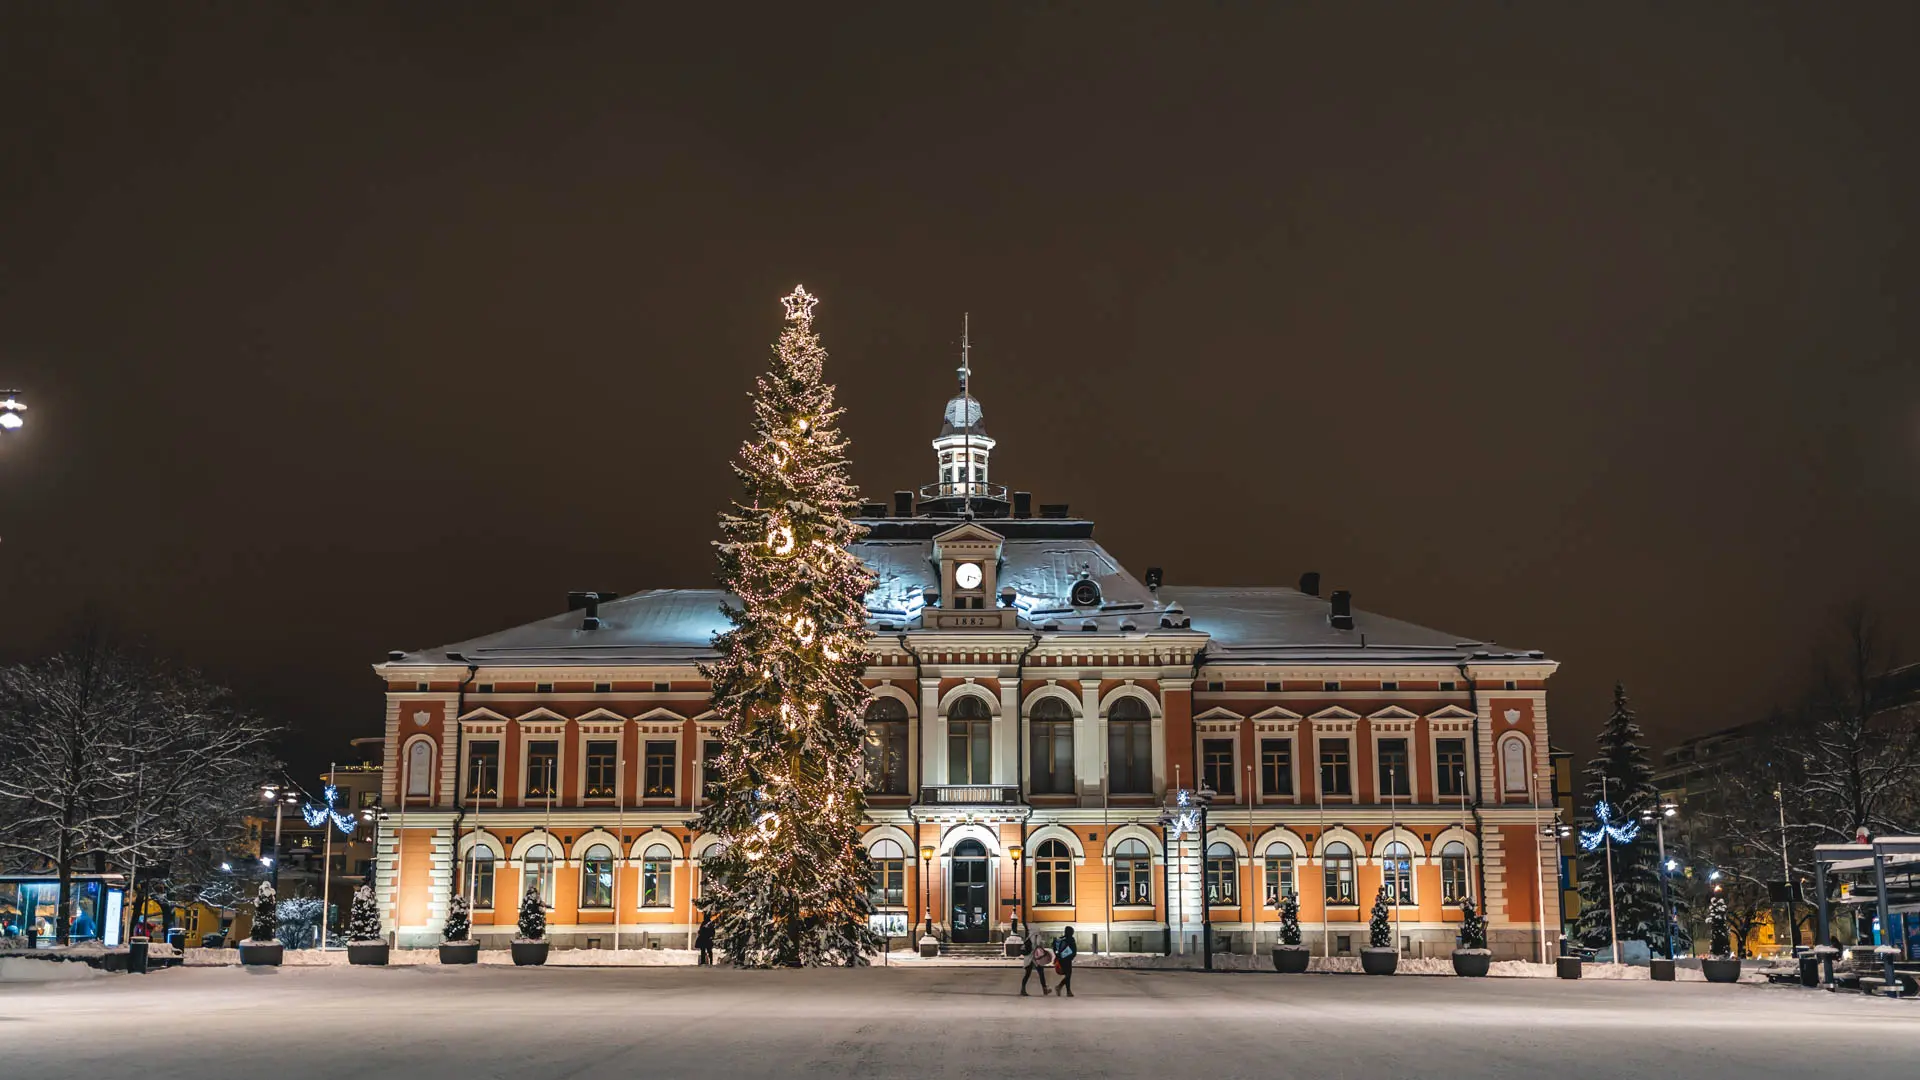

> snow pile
[184,947,701,967]
[0,956,110,983]
[1077,953,1555,976]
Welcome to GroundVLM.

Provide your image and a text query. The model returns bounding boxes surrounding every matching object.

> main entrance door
[949,839,990,943]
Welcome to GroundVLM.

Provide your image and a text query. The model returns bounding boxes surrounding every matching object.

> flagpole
[614,741,626,952]
[321,762,335,951]
[1318,754,1328,959]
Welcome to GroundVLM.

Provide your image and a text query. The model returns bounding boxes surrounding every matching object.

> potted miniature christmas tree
[1271,893,1310,973]
[347,885,389,965]
[511,884,549,966]
[1700,894,1742,983]
[1361,887,1398,975]
[440,893,478,965]
[239,882,283,967]
[1452,897,1491,976]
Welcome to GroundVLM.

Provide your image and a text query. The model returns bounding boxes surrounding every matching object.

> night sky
[3,4,1916,778]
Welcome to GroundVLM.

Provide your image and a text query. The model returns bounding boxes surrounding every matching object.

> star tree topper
[780,284,818,324]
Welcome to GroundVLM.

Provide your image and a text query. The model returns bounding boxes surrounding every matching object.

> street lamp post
[1008,843,1024,941]
[1642,803,1678,958]
[918,843,936,939]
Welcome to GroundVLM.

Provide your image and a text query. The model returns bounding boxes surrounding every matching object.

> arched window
[1205,842,1238,905]
[406,740,433,797]
[1030,697,1076,795]
[1382,841,1413,904]
[1107,696,1153,794]
[868,838,905,907]
[1440,841,1471,903]
[1263,844,1295,907]
[1034,839,1073,906]
[696,844,725,903]
[580,843,614,908]
[1113,838,1152,906]
[1502,736,1530,794]
[463,847,495,910]
[947,695,993,785]
[641,844,673,908]
[1323,841,1354,905]
[523,844,554,905]
[863,698,910,795]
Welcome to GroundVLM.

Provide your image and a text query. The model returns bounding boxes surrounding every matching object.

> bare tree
[0,632,277,944]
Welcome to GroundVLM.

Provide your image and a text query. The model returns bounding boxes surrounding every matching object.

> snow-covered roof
[384,535,1536,670]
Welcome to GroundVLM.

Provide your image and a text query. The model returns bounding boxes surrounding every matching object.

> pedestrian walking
[695,915,716,966]
[1019,941,1054,996]
[1051,926,1077,998]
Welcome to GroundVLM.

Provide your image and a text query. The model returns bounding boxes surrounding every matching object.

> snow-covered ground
[1,964,1911,1080]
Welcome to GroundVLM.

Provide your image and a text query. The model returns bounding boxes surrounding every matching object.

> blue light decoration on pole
[1579,790,1639,964]
[302,778,356,950]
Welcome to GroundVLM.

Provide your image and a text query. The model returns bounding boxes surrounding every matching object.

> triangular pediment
[932,522,1005,547]
[1250,705,1305,722]
[1193,707,1246,722]
[1367,705,1421,721]
[1308,706,1363,722]
[1426,705,1477,720]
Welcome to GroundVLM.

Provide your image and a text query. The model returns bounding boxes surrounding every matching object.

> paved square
[5,965,1914,1080]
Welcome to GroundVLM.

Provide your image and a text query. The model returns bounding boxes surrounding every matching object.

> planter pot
[238,941,284,967]
[348,941,390,966]
[510,940,550,967]
[1273,945,1311,973]
[1700,957,1742,984]
[439,941,479,965]
[1452,949,1492,977]
[1556,955,1582,980]
[1650,957,1676,982]
[1361,948,1398,976]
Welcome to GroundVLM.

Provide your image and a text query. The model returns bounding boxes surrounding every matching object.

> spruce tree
[516,885,546,941]
[1368,887,1393,949]
[1575,683,1665,952]
[349,885,381,943]
[694,285,881,968]
[1278,893,1302,946]
[444,894,471,943]
[249,882,278,942]
[1707,894,1731,958]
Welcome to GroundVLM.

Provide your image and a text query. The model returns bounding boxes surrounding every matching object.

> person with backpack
[1050,926,1077,998]
[1019,938,1054,996]
[695,915,716,966]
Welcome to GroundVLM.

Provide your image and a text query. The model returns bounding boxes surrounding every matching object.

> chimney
[1013,491,1033,519]
[894,490,915,517]
[1329,589,1354,630]
[860,501,887,518]
[1039,503,1070,519]
[568,590,618,630]
[1299,571,1321,597]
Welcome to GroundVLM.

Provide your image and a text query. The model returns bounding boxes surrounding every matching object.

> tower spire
[961,314,971,518]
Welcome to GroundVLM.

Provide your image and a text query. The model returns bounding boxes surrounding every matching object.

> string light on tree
[694,283,882,968]
[1578,802,1640,851]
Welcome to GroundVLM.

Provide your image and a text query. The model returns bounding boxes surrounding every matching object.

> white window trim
[515,716,569,808]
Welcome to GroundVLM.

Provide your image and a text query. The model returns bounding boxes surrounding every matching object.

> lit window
[1107,698,1153,794]
[1205,842,1237,905]
[645,741,677,798]
[523,844,554,905]
[1382,841,1413,904]
[1323,842,1354,905]
[863,699,910,795]
[580,844,614,908]
[1113,838,1152,906]
[1441,841,1471,904]
[867,839,905,907]
[642,844,673,908]
[463,847,495,909]
[1319,739,1351,796]
[1029,698,1075,795]
[1260,738,1293,796]
[1034,839,1073,906]
[1263,845,1294,906]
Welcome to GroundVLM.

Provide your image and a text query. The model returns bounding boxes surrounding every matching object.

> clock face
[955,562,983,590]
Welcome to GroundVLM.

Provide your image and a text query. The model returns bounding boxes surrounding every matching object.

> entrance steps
[938,943,1010,960]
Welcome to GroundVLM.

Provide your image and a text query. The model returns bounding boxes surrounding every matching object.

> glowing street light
[0,393,24,432]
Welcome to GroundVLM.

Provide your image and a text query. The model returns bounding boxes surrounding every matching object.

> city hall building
[371,372,1562,959]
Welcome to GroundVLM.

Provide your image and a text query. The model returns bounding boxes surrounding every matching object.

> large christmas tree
[695,285,881,968]
[1575,683,1666,952]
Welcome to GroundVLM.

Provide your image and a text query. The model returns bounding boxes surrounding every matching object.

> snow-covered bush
[444,894,472,943]
[1707,894,1731,958]
[349,885,381,943]
[275,897,325,949]
[1458,897,1488,951]
[1278,894,1302,947]
[516,885,546,942]
[249,882,278,942]
[1368,887,1393,949]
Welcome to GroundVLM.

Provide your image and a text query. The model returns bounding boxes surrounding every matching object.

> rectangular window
[1206,681,1224,692]
[1378,738,1410,798]
[1260,738,1293,796]
[947,719,992,784]
[1319,738,1351,796]
[1440,681,1456,692]
[1323,681,1340,692]
[462,854,495,909]
[1436,738,1468,798]
[1202,738,1235,795]
[1264,681,1282,692]
[1108,720,1153,794]
[869,859,905,907]
[702,739,726,799]
[644,740,677,798]
[584,740,618,799]
[642,856,673,908]
[864,722,910,795]
[1030,720,1075,795]
[594,682,612,694]
[1380,681,1398,691]
[535,682,553,694]
[525,741,558,800]
[654,682,671,693]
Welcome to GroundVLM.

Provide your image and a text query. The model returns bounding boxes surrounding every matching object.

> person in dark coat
[1019,939,1052,996]
[695,916,716,965]
[1051,926,1077,998]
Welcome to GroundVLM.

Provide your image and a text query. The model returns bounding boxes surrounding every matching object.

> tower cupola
[918,315,1008,518]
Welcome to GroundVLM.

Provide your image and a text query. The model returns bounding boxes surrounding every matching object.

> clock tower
[917,317,1009,518]
[927,522,1017,629]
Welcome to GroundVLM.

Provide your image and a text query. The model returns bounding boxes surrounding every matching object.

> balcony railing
[916,784,1023,807]
[917,482,1009,501]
